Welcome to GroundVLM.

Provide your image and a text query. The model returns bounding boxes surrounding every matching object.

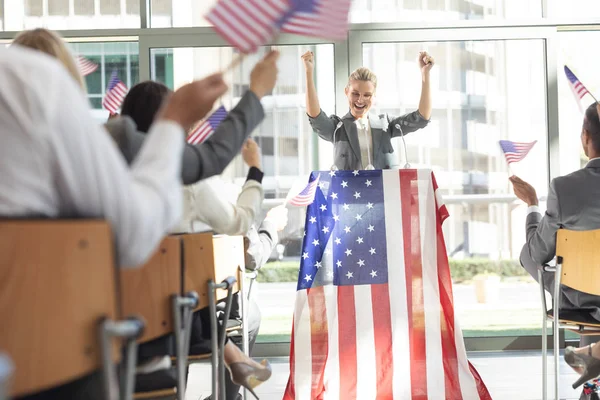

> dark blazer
[308,109,430,170]
[105,91,265,185]
[520,158,600,320]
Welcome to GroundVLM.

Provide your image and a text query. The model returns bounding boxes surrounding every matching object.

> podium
[283,169,491,400]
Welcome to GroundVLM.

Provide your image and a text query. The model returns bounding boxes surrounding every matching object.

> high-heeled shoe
[565,346,600,388]
[227,359,272,399]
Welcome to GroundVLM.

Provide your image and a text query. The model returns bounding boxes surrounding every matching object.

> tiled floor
[185,350,587,400]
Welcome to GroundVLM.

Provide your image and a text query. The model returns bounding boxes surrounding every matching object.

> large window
[3,0,599,350]
[69,41,139,119]
[3,0,140,30]
[363,39,548,337]
[350,0,543,23]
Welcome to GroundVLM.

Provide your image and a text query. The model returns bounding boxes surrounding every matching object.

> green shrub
[258,258,526,283]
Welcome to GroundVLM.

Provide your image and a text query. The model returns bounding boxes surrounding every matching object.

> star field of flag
[298,169,388,291]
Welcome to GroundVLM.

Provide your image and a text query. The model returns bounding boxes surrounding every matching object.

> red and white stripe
[572,80,589,99]
[287,176,321,207]
[76,56,98,76]
[504,141,537,164]
[282,0,351,40]
[187,122,213,145]
[283,169,491,399]
[102,82,128,115]
[206,0,289,53]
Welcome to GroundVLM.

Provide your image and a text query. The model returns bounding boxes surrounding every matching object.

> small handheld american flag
[499,140,537,164]
[286,174,321,207]
[102,70,128,115]
[206,0,351,54]
[76,56,98,76]
[564,65,597,112]
[187,106,228,145]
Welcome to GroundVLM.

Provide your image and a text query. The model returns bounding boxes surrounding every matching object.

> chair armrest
[542,264,556,272]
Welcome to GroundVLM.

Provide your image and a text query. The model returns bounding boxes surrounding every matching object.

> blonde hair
[13,28,86,90]
[347,67,377,90]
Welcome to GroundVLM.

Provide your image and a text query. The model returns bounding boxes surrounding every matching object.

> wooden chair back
[181,233,244,310]
[120,236,182,343]
[557,229,600,297]
[0,220,120,397]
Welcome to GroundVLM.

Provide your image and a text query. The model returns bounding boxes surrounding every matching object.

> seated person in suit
[112,61,282,397]
[509,102,600,385]
[0,43,226,400]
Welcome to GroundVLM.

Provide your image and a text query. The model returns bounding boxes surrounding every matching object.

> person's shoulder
[551,166,592,194]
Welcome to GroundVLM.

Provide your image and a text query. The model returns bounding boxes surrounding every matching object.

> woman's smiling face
[345,80,375,119]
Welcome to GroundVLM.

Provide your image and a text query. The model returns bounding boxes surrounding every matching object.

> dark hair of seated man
[120,81,171,133]
[583,102,600,155]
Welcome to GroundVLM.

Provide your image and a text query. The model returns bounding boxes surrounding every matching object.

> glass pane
[363,40,548,337]
[48,0,69,16]
[68,41,139,121]
[553,0,600,18]
[150,44,335,342]
[25,0,43,17]
[557,31,600,177]
[74,0,95,16]
[350,0,543,23]
[5,0,140,30]
[151,0,215,27]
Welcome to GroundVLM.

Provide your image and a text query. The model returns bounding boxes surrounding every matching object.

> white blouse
[0,46,184,267]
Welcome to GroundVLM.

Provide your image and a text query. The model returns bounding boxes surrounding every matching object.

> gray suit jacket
[522,158,600,319]
[106,91,264,185]
[308,109,429,170]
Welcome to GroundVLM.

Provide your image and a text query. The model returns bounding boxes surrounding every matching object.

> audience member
[108,51,280,184]
[509,102,600,387]
[12,28,86,90]
[109,53,282,398]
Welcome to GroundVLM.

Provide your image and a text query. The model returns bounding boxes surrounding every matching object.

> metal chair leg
[208,277,237,400]
[553,263,563,400]
[172,292,199,400]
[99,317,145,400]
[241,271,251,400]
[538,269,548,400]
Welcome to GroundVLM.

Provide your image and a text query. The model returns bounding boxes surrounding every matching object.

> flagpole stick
[222,52,246,74]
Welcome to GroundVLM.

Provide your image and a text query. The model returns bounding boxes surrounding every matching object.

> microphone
[395,123,411,169]
[331,121,343,171]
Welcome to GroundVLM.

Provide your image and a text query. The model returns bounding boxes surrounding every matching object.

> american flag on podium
[187,106,228,145]
[102,70,128,115]
[283,169,491,400]
[499,140,537,165]
[206,0,351,53]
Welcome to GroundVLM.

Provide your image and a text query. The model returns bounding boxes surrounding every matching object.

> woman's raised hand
[301,51,314,73]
